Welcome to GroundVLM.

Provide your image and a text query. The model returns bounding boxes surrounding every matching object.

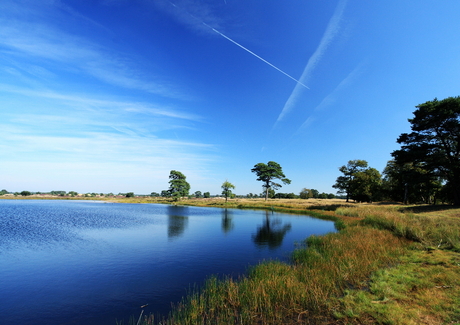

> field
[107,197,460,324]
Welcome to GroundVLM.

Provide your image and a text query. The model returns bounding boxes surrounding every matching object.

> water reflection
[167,206,189,239]
[221,209,234,233]
[252,211,292,249]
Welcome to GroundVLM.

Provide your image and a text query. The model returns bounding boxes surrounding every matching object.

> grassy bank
[123,199,459,325]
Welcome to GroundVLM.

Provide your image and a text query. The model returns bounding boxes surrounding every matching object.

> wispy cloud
[295,61,366,133]
[0,84,202,122]
[0,2,185,99]
[155,0,226,36]
[273,0,348,128]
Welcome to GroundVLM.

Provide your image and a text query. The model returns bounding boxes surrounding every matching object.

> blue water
[0,200,336,324]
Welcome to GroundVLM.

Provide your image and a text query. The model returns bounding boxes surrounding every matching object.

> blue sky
[1,0,460,195]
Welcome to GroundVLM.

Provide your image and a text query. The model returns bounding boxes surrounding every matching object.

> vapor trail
[169,1,309,90]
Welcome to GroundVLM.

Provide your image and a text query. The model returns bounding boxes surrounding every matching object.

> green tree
[392,96,460,205]
[221,180,235,202]
[168,170,190,201]
[203,192,211,198]
[251,161,291,201]
[352,167,382,202]
[20,190,31,196]
[126,192,134,198]
[194,191,202,198]
[333,160,369,202]
[382,160,441,204]
[150,192,160,197]
[0,189,8,195]
[299,188,314,199]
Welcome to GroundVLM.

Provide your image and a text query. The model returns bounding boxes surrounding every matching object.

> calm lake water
[0,199,336,325]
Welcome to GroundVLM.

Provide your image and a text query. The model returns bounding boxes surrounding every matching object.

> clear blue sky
[1,0,460,195]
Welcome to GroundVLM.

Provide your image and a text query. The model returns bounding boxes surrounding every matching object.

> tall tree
[382,160,441,204]
[221,180,235,202]
[332,160,369,202]
[251,161,291,201]
[392,96,460,205]
[168,170,190,201]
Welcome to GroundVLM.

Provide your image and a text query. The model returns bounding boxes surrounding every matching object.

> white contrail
[273,0,347,128]
[168,1,309,90]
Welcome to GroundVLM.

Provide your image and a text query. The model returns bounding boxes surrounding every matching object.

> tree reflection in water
[221,209,234,233]
[167,205,189,239]
[252,211,292,249]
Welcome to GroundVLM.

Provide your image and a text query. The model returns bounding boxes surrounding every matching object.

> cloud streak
[273,0,348,127]
[295,61,366,133]
[168,1,309,89]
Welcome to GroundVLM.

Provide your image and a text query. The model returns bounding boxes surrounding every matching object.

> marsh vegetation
[114,198,460,325]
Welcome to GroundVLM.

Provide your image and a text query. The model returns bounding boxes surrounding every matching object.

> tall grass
[335,205,460,251]
[160,227,406,325]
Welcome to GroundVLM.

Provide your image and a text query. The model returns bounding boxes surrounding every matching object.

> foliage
[194,191,202,198]
[125,192,134,198]
[20,190,32,196]
[203,192,210,198]
[299,188,313,199]
[0,189,8,195]
[50,190,66,196]
[274,192,297,199]
[382,160,442,204]
[251,161,291,201]
[168,170,190,201]
[150,192,160,197]
[333,160,381,202]
[221,180,235,202]
[392,96,460,204]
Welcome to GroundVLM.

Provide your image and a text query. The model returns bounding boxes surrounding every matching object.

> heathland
[104,197,459,325]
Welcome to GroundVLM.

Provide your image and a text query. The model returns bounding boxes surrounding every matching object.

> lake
[0,199,336,324]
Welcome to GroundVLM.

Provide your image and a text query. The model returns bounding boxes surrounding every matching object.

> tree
[150,192,160,197]
[299,188,313,199]
[0,189,8,195]
[352,167,382,202]
[161,190,170,197]
[194,191,202,198]
[333,160,369,202]
[203,192,211,198]
[168,170,190,201]
[126,192,134,198]
[251,161,291,201]
[382,160,442,204]
[333,160,382,202]
[392,97,460,205]
[20,190,31,196]
[221,180,235,202]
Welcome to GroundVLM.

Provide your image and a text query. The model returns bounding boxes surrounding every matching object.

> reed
[161,227,406,324]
